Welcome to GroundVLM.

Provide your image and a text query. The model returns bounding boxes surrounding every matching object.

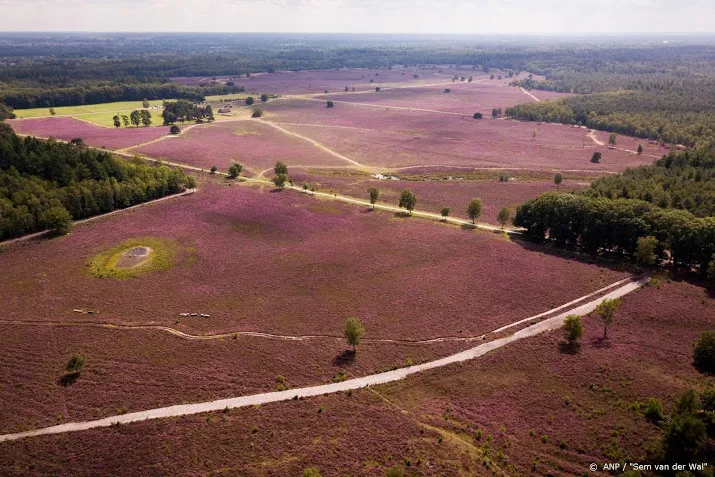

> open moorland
[2,44,713,476]
[1,279,711,476]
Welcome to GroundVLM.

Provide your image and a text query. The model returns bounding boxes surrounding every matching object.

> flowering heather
[171,67,498,95]
[8,117,174,150]
[267,105,658,171]
[315,81,571,115]
[133,120,346,175]
[0,181,628,343]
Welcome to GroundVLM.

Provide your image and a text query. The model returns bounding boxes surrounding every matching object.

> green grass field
[12,100,167,126]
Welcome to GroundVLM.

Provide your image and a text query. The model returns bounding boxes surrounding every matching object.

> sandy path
[0,275,647,443]
[520,87,541,102]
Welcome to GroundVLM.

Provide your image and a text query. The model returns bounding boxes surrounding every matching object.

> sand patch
[114,246,153,269]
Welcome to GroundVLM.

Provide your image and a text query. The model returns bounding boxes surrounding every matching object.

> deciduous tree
[398,189,416,214]
[367,187,379,208]
[497,206,510,228]
[594,298,621,339]
[466,197,482,223]
[344,317,365,352]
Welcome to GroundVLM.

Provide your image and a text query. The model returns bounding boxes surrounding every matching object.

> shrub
[169,125,181,135]
[245,96,254,105]
[228,163,242,179]
[441,207,451,219]
[65,354,85,373]
[693,331,715,373]
[591,151,602,163]
[473,112,483,119]
[210,165,217,174]
[563,315,583,344]
[326,100,334,108]
[260,94,268,102]
[251,107,263,118]
[302,468,322,477]
[642,397,664,423]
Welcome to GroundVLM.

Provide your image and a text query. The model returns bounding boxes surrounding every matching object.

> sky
[0,0,714,34]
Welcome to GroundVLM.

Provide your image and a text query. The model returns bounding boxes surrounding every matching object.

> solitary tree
[594,298,621,339]
[441,207,451,220]
[65,354,85,374]
[532,129,537,141]
[562,314,584,345]
[245,96,255,106]
[49,107,56,116]
[251,107,263,118]
[591,152,602,163]
[398,189,417,214]
[344,86,349,92]
[326,100,334,108]
[693,331,715,374]
[466,197,483,224]
[210,165,218,174]
[228,163,243,179]
[121,115,130,127]
[142,98,150,109]
[367,187,379,209]
[473,112,483,119]
[491,107,502,118]
[260,94,269,103]
[344,317,365,353]
[274,161,288,175]
[169,125,181,135]
[375,87,381,92]
[273,173,287,189]
[497,206,510,228]
[637,144,644,155]
[112,115,121,128]
[608,133,617,148]
[554,173,563,190]
[636,235,658,266]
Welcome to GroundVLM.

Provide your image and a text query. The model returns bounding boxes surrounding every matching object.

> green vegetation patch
[88,237,179,279]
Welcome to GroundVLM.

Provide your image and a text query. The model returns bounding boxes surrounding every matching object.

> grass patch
[88,237,179,279]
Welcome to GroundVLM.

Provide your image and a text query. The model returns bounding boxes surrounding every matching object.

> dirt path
[520,87,541,102]
[0,275,648,443]
[587,130,661,158]
[257,119,370,169]
[302,97,468,116]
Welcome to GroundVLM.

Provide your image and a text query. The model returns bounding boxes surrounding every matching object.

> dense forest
[0,123,195,240]
[514,148,715,273]
[583,150,715,217]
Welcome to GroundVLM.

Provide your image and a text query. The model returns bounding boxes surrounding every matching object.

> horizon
[1,0,714,35]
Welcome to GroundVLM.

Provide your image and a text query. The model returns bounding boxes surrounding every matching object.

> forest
[514,149,715,273]
[0,123,195,240]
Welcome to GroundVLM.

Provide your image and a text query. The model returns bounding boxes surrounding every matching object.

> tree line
[514,191,715,274]
[161,100,215,125]
[0,123,195,240]
[0,83,245,110]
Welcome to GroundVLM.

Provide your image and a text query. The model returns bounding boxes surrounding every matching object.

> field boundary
[0,275,648,443]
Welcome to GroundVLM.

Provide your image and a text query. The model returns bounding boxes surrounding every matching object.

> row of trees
[112,110,152,128]
[514,192,715,273]
[161,100,214,125]
[0,124,195,240]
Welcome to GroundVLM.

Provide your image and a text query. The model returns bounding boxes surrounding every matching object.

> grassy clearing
[88,237,178,279]
[13,100,166,119]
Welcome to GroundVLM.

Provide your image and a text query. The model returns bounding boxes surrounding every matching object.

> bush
[210,165,217,174]
[228,163,242,179]
[642,397,664,423]
[473,112,483,119]
[302,468,322,477]
[326,100,334,108]
[65,354,85,373]
[562,314,584,344]
[591,151,602,163]
[245,96,254,105]
[273,173,287,189]
[260,94,268,102]
[169,125,181,135]
[251,107,263,118]
[693,331,715,374]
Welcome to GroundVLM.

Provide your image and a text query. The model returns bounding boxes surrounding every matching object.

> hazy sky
[1,0,714,34]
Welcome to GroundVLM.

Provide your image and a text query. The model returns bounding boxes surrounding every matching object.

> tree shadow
[361,208,375,214]
[461,223,477,230]
[333,350,356,367]
[269,188,284,193]
[393,211,411,218]
[57,372,80,386]
[558,341,581,355]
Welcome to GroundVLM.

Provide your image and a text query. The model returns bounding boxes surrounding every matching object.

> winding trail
[0,275,648,443]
